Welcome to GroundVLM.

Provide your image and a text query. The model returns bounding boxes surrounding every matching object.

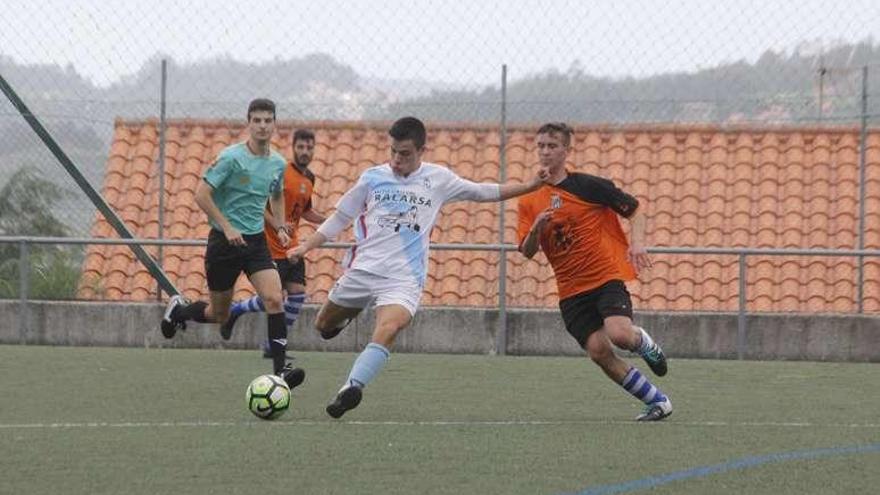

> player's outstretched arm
[302,209,327,225]
[498,175,544,201]
[287,208,354,263]
[286,231,328,263]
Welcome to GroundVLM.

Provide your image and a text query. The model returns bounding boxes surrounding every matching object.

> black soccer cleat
[636,327,668,377]
[261,340,295,359]
[319,318,353,341]
[160,295,186,339]
[326,386,362,419]
[277,362,306,390]
[218,311,242,341]
[640,341,668,377]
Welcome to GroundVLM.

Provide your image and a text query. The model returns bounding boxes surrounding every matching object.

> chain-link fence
[1,0,879,311]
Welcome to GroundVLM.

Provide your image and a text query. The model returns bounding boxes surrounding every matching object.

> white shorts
[327,269,423,316]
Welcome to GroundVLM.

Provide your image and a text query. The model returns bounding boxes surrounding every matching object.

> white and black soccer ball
[246,374,290,420]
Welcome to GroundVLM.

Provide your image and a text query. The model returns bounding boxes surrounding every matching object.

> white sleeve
[334,174,370,217]
[316,175,369,239]
[316,209,354,240]
[444,170,501,203]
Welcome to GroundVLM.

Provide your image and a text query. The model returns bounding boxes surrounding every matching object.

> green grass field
[1,345,878,495]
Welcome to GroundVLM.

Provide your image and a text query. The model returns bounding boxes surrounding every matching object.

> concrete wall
[1,301,878,362]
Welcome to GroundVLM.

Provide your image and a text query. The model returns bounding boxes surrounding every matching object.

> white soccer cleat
[636,397,673,422]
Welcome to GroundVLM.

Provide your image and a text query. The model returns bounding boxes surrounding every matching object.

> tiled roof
[79,119,880,313]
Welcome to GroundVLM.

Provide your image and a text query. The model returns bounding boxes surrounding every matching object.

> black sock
[178,301,208,323]
[267,312,287,375]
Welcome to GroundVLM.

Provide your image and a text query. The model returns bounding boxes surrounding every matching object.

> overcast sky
[2,0,879,88]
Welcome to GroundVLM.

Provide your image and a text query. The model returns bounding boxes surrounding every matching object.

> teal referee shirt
[202,142,286,235]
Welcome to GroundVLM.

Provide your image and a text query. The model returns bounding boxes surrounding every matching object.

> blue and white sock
[343,343,390,391]
[621,367,668,405]
[284,293,306,330]
[231,295,265,316]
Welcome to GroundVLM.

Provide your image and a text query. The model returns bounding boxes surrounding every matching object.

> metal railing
[2,236,879,358]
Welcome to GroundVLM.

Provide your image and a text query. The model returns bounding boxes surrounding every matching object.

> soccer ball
[246,374,290,420]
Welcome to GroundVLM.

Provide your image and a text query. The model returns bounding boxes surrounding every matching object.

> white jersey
[334,162,499,284]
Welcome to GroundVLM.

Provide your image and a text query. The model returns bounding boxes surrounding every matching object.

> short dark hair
[247,98,276,120]
[388,116,427,149]
[292,129,315,144]
[537,122,574,146]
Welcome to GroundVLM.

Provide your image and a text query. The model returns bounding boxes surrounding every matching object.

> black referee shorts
[274,257,306,286]
[204,229,276,292]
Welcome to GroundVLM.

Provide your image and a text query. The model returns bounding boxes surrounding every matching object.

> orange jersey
[517,172,639,300]
[265,162,316,259]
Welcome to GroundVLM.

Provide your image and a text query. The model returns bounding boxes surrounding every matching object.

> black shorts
[204,229,276,291]
[558,280,634,348]
[274,257,306,286]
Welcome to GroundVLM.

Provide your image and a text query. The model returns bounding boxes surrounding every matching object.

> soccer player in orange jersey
[517,122,672,421]
[220,129,327,367]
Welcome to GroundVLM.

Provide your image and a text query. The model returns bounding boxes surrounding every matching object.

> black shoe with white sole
[326,386,362,419]
[277,362,306,390]
[160,295,187,339]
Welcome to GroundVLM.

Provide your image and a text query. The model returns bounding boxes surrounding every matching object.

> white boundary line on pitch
[1,419,879,430]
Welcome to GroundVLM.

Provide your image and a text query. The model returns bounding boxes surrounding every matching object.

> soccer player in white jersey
[287,117,546,418]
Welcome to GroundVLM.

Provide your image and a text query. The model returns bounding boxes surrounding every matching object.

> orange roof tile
[79,119,880,313]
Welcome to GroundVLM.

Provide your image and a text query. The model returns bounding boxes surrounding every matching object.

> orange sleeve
[517,195,536,247]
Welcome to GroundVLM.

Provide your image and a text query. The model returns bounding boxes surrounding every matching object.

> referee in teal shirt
[161,98,305,389]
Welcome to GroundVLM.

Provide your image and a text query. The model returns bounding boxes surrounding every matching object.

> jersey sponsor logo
[377,206,421,233]
[373,189,433,207]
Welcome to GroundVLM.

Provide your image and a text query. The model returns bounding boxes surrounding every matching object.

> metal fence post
[496,64,509,356]
[157,58,168,300]
[18,240,29,343]
[857,65,868,313]
[737,253,747,360]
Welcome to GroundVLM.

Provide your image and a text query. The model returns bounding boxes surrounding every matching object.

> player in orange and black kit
[220,129,327,362]
[518,122,672,421]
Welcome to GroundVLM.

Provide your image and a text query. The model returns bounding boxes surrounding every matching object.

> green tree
[0,166,83,299]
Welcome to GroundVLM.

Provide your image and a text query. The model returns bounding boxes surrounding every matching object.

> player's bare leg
[603,315,667,377]
[161,289,233,338]
[314,300,362,340]
[326,304,411,419]
[587,329,672,421]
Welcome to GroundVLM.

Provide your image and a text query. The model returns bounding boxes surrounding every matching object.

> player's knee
[262,292,284,313]
[604,323,638,349]
[587,339,614,364]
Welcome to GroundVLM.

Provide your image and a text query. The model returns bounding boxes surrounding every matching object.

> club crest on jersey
[300,183,307,194]
[422,177,432,190]
[550,194,562,209]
